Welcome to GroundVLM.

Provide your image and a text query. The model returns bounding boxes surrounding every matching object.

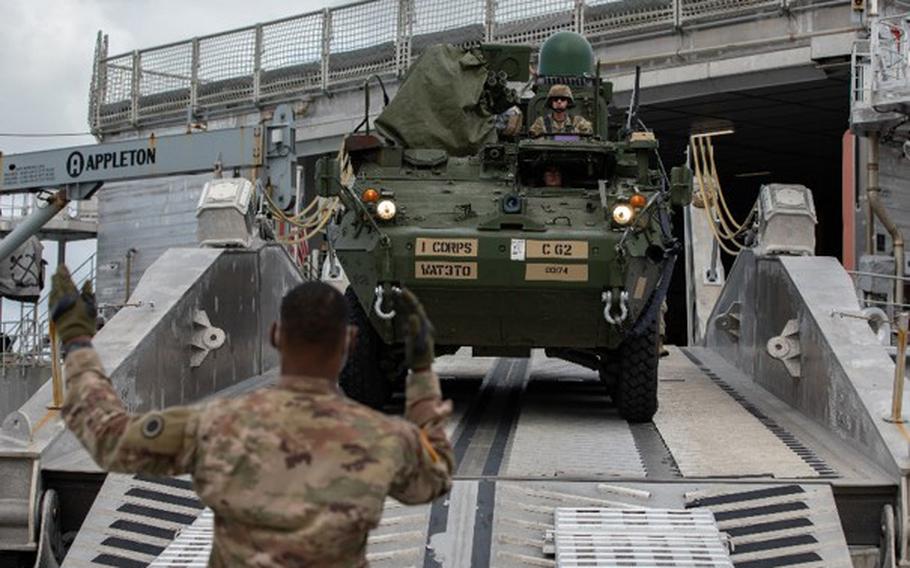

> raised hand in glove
[49,265,97,346]
[396,288,435,372]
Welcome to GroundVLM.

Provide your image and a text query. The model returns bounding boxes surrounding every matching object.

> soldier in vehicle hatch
[542,164,564,187]
[51,266,453,567]
[529,84,593,138]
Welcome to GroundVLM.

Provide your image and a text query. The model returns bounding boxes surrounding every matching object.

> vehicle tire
[339,288,392,409]
[611,317,660,423]
[597,349,620,389]
[379,343,408,387]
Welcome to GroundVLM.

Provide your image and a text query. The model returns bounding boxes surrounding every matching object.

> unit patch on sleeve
[141,414,165,439]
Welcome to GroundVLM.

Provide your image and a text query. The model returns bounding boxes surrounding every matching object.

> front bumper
[340,228,664,349]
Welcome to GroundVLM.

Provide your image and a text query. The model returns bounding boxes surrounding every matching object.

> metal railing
[871,13,910,92]
[0,253,96,368]
[851,40,871,107]
[0,193,98,225]
[846,268,910,422]
[851,12,910,115]
[848,269,910,332]
[0,193,98,370]
[88,0,837,134]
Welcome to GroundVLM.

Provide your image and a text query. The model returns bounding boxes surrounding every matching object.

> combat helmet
[546,84,575,108]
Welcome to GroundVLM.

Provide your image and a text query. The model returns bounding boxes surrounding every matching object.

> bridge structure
[88,0,860,153]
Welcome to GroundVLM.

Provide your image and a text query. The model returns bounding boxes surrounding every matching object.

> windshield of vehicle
[518,148,614,189]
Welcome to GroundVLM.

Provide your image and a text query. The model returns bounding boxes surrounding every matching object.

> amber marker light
[630,194,647,208]
[362,188,380,202]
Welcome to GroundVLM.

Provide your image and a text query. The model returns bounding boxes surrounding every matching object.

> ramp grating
[553,508,733,567]
[686,485,833,568]
[63,473,205,568]
[148,500,432,567]
[149,509,214,567]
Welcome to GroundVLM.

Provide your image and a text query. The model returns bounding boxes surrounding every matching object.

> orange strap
[33,409,60,436]
[897,420,910,445]
[418,428,440,464]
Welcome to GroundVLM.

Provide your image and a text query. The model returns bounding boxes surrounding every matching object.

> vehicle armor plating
[317,32,692,422]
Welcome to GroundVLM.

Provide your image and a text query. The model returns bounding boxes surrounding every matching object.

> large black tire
[597,349,620,389]
[339,288,393,409]
[615,317,660,423]
[601,317,660,423]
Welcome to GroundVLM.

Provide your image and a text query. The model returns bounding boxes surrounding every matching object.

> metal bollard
[888,312,909,423]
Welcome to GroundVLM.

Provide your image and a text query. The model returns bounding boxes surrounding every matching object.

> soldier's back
[192,379,412,567]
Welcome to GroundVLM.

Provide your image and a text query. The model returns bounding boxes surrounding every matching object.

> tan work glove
[49,265,97,345]
[396,288,435,372]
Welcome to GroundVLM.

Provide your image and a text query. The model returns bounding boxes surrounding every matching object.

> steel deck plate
[505,355,645,478]
[654,352,817,478]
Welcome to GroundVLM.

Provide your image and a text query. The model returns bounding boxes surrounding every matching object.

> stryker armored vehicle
[318,32,692,422]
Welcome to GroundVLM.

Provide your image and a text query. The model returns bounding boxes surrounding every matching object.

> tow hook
[373,285,400,320]
[602,290,629,325]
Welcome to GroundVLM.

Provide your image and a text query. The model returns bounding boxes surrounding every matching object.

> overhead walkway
[85,0,859,157]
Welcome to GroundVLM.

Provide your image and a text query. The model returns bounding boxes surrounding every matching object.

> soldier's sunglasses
[551,97,570,102]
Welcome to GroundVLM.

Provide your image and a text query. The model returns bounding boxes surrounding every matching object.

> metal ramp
[148,499,434,568]
[62,473,204,568]
[148,509,213,568]
[54,346,866,568]
[687,485,848,568]
[13,243,906,567]
[487,481,853,568]
[552,508,733,567]
[130,482,853,568]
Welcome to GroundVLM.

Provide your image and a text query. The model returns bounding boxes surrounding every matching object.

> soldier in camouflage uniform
[51,267,454,567]
[529,84,593,138]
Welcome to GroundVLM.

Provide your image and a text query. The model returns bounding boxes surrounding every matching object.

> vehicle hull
[337,226,663,350]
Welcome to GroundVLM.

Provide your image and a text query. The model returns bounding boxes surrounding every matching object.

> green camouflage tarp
[375,45,495,156]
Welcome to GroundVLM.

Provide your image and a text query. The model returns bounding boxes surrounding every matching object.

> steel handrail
[0,253,96,366]
[849,270,910,282]
[87,0,846,133]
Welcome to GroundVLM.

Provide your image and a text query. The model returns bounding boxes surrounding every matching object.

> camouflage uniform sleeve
[528,116,546,138]
[574,116,593,134]
[389,368,454,504]
[62,347,199,476]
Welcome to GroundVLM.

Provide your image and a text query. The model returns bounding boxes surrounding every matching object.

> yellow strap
[689,136,752,255]
[896,420,910,446]
[49,321,63,409]
[33,409,59,436]
[418,428,440,464]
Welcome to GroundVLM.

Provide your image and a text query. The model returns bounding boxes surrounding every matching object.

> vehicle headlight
[376,199,397,221]
[612,203,634,225]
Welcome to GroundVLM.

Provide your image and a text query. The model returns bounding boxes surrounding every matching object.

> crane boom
[0,105,298,261]
[0,104,298,209]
